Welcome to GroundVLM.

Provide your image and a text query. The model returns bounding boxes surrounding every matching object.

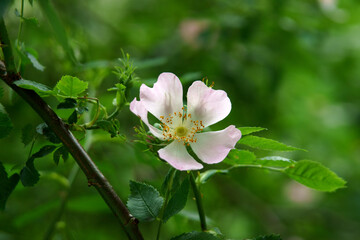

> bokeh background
[1,0,359,239]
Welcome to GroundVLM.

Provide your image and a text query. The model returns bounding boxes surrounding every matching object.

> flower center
[159,109,204,145]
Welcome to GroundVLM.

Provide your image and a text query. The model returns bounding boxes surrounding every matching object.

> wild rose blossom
[130,72,241,171]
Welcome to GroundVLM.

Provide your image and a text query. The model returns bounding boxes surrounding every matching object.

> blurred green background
[1,0,359,239]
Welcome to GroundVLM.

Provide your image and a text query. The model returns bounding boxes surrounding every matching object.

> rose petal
[187,81,231,127]
[158,141,203,170]
[130,98,163,139]
[140,72,183,120]
[191,125,241,164]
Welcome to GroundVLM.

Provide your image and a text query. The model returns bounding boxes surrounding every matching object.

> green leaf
[97,119,121,138]
[0,86,3,99]
[57,98,77,109]
[0,0,12,16]
[0,104,13,139]
[161,168,182,195]
[238,127,267,136]
[37,0,77,63]
[13,79,53,97]
[25,51,45,71]
[68,110,78,124]
[224,149,256,165]
[238,135,304,151]
[250,234,282,240]
[36,123,61,143]
[127,181,164,222]
[225,150,296,169]
[20,159,40,187]
[21,124,36,146]
[171,231,220,240]
[54,75,88,97]
[0,162,20,210]
[53,146,69,165]
[163,178,190,222]
[196,169,229,185]
[284,160,346,192]
[21,145,57,187]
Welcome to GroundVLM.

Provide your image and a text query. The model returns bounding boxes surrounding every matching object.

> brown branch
[0,18,143,240]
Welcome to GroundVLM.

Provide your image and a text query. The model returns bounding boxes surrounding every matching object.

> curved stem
[156,168,176,240]
[0,17,143,240]
[189,171,207,231]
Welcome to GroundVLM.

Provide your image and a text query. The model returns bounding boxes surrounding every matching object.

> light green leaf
[13,79,53,97]
[127,181,164,222]
[284,160,346,192]
[171,231,220,240]
[0,162,20,210]
[238,135,304,151]
[26,51,45,71]
[0,104,13,139]
[196,169,229,185]
[54,75,88,97]
[225,150,295,169]
[238,127,267,136]
[163,178,190,222]
[224,149,256,165]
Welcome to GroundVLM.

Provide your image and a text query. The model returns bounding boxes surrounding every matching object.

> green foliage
[68,110,78,124]
[0,162,20,210]
[224,149,256,165]
[285,160,346,192]
[127,181,164,222]
[21,124,36,146]
[15,41,44,71]
[238,135,304,151]
[36,123,61,143]
[249,234,282,240]
[54,75,88,97]
[0,86,3,99]
[20,145,57,186]
[57,98,77,109]
[238,127,267,136]
[13,79,52,97]
[0,103,12,139]
[0,0,12,16]
[171,231,220,240]
[37,0,77,63]
[96,119,121,138]
[53,146,69,165]
[163,177,190,222]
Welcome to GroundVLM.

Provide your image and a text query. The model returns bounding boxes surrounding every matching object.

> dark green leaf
[13,79,52,97]
[238,135,304,151]
[20,159,39,187]
[54,75,88,97]
[57,98,77,109]
[0,162,20,210]
[127,181,164,222]
[0,0,12,16]
[37,0,77,63]
[238,127,267,136]
[68,110,77,124]
[161,168,182,195]
[21,124,36,146]
[284,160,346,192]
[163,177,190,222]
[32,145,57,159]
[250,234,282,240]
[21,145,57,187]
[53,146,68,165]
[0,104,13,139]
[97,119,120,138]
[171,231,220,240]
[36,123,61,143]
